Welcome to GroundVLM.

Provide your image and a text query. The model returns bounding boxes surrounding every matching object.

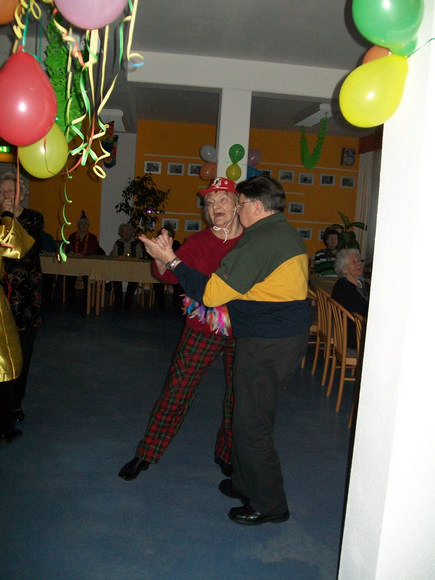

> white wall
[99,132,137,254]
[338,3,435,578]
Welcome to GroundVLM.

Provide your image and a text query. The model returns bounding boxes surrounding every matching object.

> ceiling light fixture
[294,103,332,128]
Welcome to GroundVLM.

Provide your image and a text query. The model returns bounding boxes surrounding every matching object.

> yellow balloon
[18,122,69,179]
[226,163,241,181]
[339,54,408,128]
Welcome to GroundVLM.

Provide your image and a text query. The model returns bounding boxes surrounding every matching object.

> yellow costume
[0,215,34,382]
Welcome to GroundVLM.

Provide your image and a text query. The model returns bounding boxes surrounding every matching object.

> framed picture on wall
[144,161,161,174]
[188,163,202,176]
[197,196,205,208]
[162,218,179,232]
[298,173,314,185]
[167,162,184,175]
[261,169,273,178]
[320,174,336,186]
[278,169,295,183]
[297,227,312,240]
[340,176,356,188]
[289,202,305,214]
[319,229,326,241]
[185,219,202,232]
[341,147,356,166]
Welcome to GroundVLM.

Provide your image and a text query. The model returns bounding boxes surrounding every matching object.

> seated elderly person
[331,248,370,348]
[313,228,340,276]
[110,223,145,309]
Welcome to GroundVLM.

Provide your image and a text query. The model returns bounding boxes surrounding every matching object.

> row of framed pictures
[161,217,202,233]
[144,160,356,189]
[144,161,203,176]
[296,227,328,241]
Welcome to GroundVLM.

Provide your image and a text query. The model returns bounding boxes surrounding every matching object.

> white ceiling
[1,0,375,137]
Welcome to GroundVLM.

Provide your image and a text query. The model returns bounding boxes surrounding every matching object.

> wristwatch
[166,257,181,272]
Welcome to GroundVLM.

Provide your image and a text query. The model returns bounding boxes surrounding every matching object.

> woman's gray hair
[0,171,29,198]
[334,248,362,276]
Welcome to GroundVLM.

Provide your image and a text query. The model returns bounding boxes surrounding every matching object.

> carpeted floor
[0,301,352,580]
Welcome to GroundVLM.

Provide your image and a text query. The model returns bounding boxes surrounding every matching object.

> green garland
[300,116,328,170]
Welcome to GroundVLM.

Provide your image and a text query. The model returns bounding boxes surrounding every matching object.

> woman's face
[204,191,237,227]
[344,253,363,279]
[0,179,16,204]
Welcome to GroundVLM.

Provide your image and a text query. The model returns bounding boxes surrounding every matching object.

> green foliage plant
[115,174,170,233]
[330,211,367,249]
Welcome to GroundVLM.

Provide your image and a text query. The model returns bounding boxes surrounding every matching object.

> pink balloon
[0,49,57,147]
[247,148,262,166]
[54,0,128,30]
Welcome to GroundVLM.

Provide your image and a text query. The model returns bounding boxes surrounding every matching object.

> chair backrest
[328,297,355,362]
[315,286,331,341]
[353,312,367,360]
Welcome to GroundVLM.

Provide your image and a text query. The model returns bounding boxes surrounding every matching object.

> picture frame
[185,219,202,233]
[278,169,295,183]
[144,161,161,174]
[197,195,205,208]
[289,202,305,215]
[341,147,356,166]
[297,227,312,240]
[188,163,202,176]
[340,176,356,188]
[298,173,314,185]
[320,174,336,186]
[161,218,179,232]
[319,229,326,241]
[167,162,184,176]
[261,169,273,178]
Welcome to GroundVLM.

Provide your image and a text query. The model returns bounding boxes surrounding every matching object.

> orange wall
[135,120,360,256]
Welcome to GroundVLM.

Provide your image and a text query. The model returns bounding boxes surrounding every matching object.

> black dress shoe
[228,504,290,526]
[218,479,249,503]
[216,459,232,477]
[0,429,23,445]
[118,457,150,481]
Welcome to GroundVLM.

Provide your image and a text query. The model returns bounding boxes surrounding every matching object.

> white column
[216,88,252,180]
[338,4,435,579]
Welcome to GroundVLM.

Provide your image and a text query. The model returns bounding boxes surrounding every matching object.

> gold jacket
[0,215,35,382]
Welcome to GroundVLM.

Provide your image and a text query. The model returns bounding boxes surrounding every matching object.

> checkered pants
[136,325,235,466]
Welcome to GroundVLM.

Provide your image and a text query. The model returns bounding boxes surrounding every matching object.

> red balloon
[362,45,391,64]
[0,49,57,147]
[200,162,217,181]
[0,0,20,25]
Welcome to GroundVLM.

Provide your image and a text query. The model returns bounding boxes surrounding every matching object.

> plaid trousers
[136,325,235,466]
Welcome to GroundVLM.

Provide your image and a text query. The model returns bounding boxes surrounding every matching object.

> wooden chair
[348,312,367,428]
[326,297,358,412]
[301,288,318,368]
[311,286,334,386]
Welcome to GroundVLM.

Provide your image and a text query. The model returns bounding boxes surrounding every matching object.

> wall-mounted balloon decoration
[199,144,217,163]
[226,144,245,181]
[352,0,424,56]
[18,123,69,179]
[54,0,128,30]
[0,48,57,146]
[362,45,391,64]
[200,162,217,181]
[339,54,408,128]
[247,149,262,167]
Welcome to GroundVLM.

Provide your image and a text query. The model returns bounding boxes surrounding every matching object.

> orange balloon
[362,45,391,64]
[199,162,217,181]
[0,0,20,25]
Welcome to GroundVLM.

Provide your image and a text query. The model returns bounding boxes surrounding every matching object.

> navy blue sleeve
[173,261,209,302]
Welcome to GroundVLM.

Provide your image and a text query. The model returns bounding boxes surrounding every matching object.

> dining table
[40,254,162,315]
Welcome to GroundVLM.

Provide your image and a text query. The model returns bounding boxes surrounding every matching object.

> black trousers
[231,333,308,515]
[0,380,15,434]
[12,326,38,410]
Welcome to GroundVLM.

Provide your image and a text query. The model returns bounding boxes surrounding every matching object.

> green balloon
[229,143,245,164]
[352,0,424,55]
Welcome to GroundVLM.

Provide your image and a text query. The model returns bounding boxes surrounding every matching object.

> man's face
[236,194,258,228]
[204,191,237,227]
[326,233,338,250]
[78,220,89,234]
[120,226,132,241]
[0,179,16,203]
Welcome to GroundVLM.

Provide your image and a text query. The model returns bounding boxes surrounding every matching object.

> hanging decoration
[226,143,245,181]
[300,116,328,170]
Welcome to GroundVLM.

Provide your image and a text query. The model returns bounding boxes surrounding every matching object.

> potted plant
[115,174,170,233]
[330,211,366,249]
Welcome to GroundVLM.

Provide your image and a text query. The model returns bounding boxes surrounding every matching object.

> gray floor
[0,301,353,580]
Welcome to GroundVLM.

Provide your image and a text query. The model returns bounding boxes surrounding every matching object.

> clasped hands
[138,229,177,268]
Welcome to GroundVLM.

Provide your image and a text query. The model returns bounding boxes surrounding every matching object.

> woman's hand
[138,229,176,265]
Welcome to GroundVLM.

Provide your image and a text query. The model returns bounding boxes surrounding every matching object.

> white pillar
[338,4,435,578]
[216,88,252,180]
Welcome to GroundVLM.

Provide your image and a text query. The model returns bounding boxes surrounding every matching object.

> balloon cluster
[246,149,262,178]
[226,144,245,181]
[339,0,424,128]
[199,144,217,180]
